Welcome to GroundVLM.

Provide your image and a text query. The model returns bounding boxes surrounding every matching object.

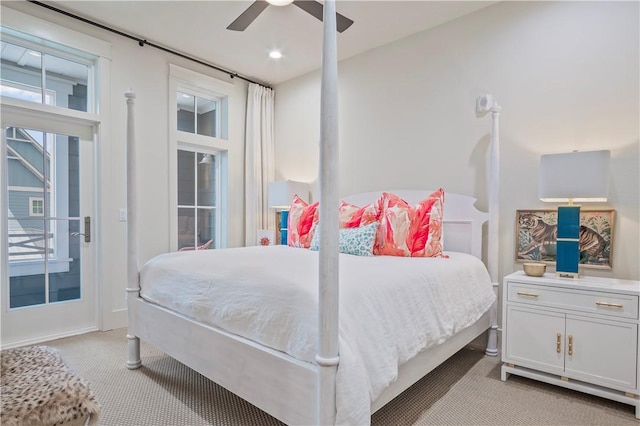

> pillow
[338,196,384,229]
[287,195,319,248]
[310,221,379,256]
[375,189,445,257]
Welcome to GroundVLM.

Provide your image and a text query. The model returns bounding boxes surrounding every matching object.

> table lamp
[539,150,610,278]
[268,180,309,244]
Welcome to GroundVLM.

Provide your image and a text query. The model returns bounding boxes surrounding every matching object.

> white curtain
[245,83,275,246]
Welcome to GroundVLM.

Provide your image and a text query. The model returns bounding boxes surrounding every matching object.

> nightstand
[501,271,640,419]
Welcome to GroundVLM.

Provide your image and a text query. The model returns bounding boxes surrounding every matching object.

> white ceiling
[49,1,498,86]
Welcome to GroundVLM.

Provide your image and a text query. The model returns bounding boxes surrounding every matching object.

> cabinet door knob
[556,333,562,353]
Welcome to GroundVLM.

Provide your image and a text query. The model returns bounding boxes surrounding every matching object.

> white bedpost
[484,96,501,356]
[125,91,142,369]
[316,1,340,425]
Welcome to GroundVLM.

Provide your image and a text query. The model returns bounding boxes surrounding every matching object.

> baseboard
[1,326,99,350]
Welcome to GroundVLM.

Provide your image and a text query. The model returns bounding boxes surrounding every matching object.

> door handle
[71,216,91,243]
[568,335,573,356]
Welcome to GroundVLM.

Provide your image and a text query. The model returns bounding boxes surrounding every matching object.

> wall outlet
[119,208,127,222]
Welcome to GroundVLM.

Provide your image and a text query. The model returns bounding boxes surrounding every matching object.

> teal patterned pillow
[310,222,379,256]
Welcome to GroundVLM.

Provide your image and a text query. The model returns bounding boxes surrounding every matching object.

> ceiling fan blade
[292,1,354,33]
[227,0,270,31]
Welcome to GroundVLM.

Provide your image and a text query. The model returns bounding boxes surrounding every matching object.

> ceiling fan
[227,0,354,33]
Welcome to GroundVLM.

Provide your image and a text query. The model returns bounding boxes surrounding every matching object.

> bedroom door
[1,109,97,347]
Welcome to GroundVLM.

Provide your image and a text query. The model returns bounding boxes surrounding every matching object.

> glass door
[1,111,96,347]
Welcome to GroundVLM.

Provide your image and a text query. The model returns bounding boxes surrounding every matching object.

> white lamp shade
[268,180,309,209]
[539,150,610,203]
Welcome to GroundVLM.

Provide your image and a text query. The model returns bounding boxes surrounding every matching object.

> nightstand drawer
[507,282,639,320]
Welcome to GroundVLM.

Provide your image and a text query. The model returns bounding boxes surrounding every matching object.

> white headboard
[341,190,488,260]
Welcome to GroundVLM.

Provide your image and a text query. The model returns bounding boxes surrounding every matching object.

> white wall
[3,1,249,330]
[274,1,639,281]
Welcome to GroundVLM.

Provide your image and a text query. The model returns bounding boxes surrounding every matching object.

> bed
[125,3,501,425]
[127,191,496,425]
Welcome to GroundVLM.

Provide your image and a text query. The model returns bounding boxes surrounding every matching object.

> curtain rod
[27,0,272,89]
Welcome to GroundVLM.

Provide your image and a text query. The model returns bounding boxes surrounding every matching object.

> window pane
[197,208,215,249]
[177,92,195,133]
[177,150,195,205]
[7,127,45,223]
[66,136,81,217]
[1,42,43,103]
[197,153,215,207]
[197,97,217,137]
[45,54,88,112]
[177,208,195,250]
[10,270,45,308]
[1,41,91,112]
[49,219,81,303]
[8,218,47,263]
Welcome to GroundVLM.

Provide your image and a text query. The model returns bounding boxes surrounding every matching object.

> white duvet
[140,245,496,425]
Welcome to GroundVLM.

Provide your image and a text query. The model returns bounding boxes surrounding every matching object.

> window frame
[176,148,219,251]
[168,64,232,251]
[177,92,221,138]
[1,5,109,320]
[28,197,44,217]
[0,32,96,114]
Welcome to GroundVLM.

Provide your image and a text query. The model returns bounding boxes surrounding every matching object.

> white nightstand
[501,271,640,419]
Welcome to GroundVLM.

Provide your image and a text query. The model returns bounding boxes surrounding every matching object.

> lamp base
[279,210,289,246]
[555,205,581,279]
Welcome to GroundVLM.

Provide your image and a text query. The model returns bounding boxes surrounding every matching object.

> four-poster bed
[125,2,501,425]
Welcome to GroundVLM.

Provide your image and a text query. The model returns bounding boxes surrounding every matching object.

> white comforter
[140,245,495,425]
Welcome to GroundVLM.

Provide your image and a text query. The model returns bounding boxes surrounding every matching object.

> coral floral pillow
[375,189,445,257]
[287,195,319,248]
[338,196,384,229]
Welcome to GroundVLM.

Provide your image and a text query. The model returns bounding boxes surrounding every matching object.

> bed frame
[125,2,501,424]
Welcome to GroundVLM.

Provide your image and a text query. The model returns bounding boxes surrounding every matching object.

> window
[170,64,232,251]
[0,38,92,112]
[177,150,216,251]
[177,92,219,137]
[29,197,44,216]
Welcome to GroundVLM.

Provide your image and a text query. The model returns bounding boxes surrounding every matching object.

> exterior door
[1,109,96,347]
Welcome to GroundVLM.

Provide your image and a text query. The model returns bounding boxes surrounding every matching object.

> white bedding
[140,245,496,425]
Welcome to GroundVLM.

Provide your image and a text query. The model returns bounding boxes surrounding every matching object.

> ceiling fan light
[266,0,294,6]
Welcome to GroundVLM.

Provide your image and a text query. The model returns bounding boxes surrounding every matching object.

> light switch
[119,208,127,222]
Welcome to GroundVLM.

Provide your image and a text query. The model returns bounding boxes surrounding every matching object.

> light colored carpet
[44,328,637,425]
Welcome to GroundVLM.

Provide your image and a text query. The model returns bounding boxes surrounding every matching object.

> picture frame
[256,229,276,246]
[515,209,615,269]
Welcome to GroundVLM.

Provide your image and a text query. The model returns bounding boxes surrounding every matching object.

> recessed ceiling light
[269,50,283,59]
[266,0,293,6]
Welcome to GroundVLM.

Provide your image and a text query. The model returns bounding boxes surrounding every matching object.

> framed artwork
[257,229,275,246]
[515,209,615,269]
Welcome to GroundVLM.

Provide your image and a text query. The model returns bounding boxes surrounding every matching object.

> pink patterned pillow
[338,196,384,229]
[287,195,319,248]
[375,189,445,257]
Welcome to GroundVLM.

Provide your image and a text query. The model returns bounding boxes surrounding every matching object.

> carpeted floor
[44,328,637,425]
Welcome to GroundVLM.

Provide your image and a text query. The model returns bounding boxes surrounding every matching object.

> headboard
[341,190,488,260]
